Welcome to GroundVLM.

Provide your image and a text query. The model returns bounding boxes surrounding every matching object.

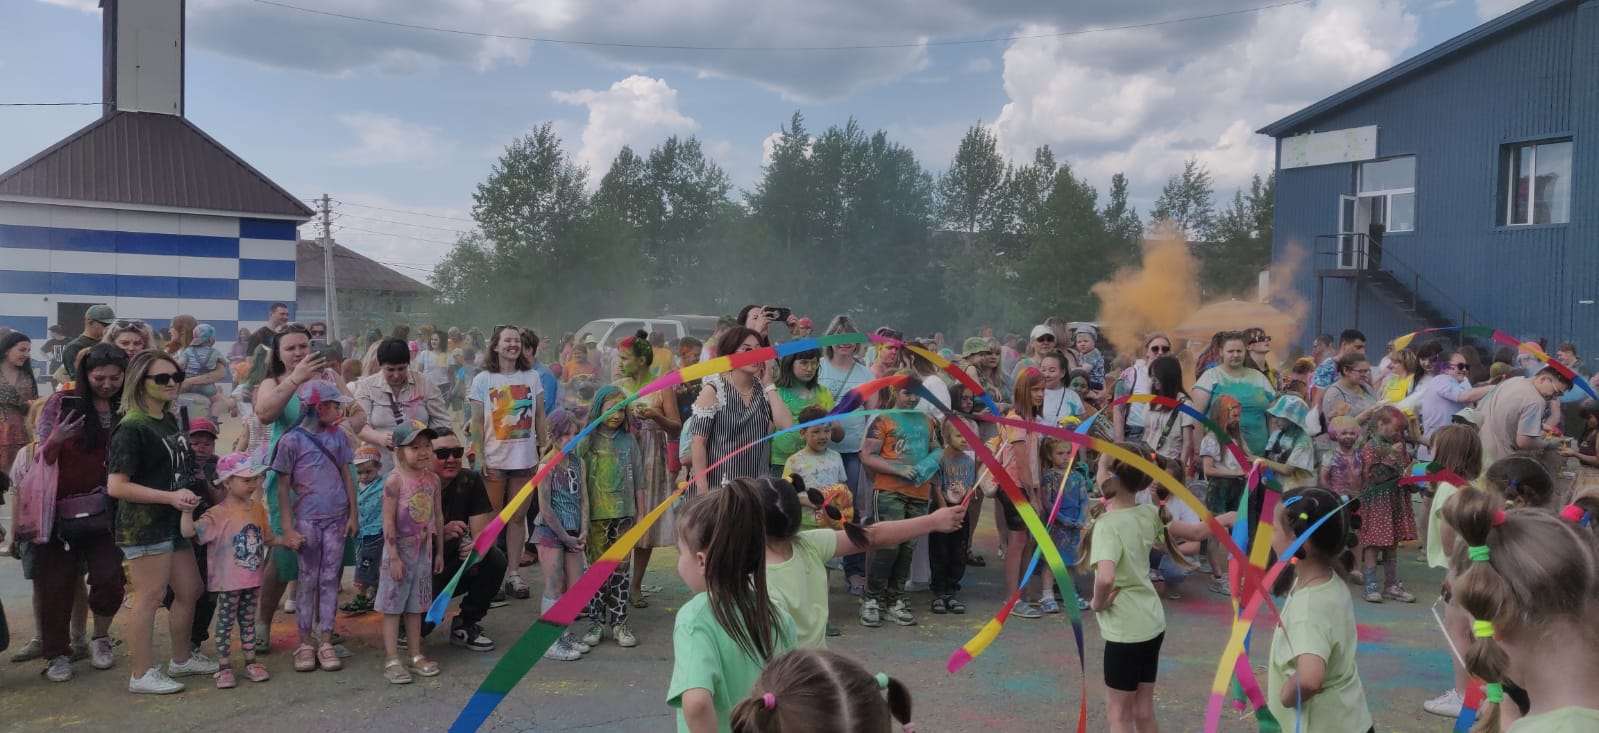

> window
[1502,140,1572,226]
[1358,156,1415,232]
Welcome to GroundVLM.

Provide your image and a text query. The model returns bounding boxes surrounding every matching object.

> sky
[1,0,1533,286]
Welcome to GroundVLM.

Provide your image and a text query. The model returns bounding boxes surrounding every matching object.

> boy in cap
[270,380,358,672]
[342,444,386,616]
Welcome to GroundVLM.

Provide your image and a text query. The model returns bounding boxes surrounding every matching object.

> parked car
[574,315,719,348]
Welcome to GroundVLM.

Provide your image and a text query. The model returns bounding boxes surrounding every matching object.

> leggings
[215,588,261,663]
[295,516,347,638]
[584,518,635,627]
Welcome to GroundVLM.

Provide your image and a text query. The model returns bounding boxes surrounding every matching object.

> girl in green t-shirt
[1267,487,1373,733]
[1077,445,1224,733]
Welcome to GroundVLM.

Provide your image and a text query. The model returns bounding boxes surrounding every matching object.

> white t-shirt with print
[469,370,543,470]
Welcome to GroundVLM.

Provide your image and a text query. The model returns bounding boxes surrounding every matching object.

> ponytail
[731,650,914,733]
[677,479,782,662]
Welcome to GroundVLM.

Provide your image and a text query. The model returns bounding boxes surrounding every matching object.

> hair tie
[1298,512,1309,521]
[1467,545,1491,562]
[1484,683,1504,704]
[1473,620,1495,639]
[875,672,890,690]
[1561,504,1586,523]
[761,693,776,710]
[903,724,917,733]
[1492,509,1506,527]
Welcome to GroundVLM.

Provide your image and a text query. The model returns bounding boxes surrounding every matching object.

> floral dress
[0,367,40,486]
[618,378,675,549]
[1357,436,1416,546]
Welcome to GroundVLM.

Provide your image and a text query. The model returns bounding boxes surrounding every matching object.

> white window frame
[1356,157,1415,233]
[1502,139,1573,227]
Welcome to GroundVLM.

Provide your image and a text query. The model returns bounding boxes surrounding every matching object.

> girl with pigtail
[1443,486,1599,733]
[1420,424,1484,719]
[1265,487,1373,733]
[756,474,966,649]
[669,478,797,733]
[730,649,916,733]
[1077,442,1230,733]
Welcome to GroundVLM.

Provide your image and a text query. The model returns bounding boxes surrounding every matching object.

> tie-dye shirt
[386,468,439,541]
[581,428,643,521]
[469,370,543,471]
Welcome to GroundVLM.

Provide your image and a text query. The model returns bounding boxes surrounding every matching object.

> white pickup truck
[574,315,720,347]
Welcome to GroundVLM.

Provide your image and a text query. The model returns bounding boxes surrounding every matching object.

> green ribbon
[1467,545,1490,562]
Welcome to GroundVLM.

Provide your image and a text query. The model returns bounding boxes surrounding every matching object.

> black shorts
[998,492,1028,532]
[1103,632,1165,691]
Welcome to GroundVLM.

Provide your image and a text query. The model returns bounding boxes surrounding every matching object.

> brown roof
[0,111,313,219]
[297,240,432,295]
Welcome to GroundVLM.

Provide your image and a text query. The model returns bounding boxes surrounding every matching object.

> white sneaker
[129,667,185,694]
[542,638,582,661]
[1423,688,1464,717]
[91,637,115,670]
[167,651,220,677]
[44,655,73,682]
[886,599,918,626]
[283,599,296,614]
[580,622,605,647]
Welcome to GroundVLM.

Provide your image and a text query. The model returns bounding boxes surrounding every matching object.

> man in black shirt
[424,428,503,651]
[245,302,291,355]
[59,304,114,381]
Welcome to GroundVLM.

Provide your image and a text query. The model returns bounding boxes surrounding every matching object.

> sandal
[317,643,342,672]
[384,658,412,685]
[408,654,440,677]
[293,644,316,673]
[243,662,271,683]
[340,596,374,616]
[946,597,967,614]
[631,595,649,609]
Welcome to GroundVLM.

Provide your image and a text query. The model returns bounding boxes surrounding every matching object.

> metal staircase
[1312,233,1483,338]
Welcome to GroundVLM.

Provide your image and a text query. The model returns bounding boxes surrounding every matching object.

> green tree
[1100,172,1143,264]
[1149,158,1216,241]
[1015,162,1111,318]
[643,135,733,294]
[936,124,1010,235]
[1201,172,1275,297]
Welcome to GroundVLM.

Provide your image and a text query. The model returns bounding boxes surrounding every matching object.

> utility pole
[319,193,339,342]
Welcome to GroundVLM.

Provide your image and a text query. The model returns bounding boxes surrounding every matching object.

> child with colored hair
[1266,487,1372,732]
[578,385,645,650]
[730,649,916,733]
[757,475,966,649]
[1078,444,1227,733]
[269,380,358,672]
[1442,487,1599,733]
[377,421,444,684]
[1357,405,1417,604]
[341,444,385,616]
[669,478,798,733]
[180,453,279,689]
[532,409,591,662]
[1199,393,1247,594]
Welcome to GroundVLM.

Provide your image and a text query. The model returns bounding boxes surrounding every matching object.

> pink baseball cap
[188,417,219,437]
[217,452,267,480]
[297,380,352,407]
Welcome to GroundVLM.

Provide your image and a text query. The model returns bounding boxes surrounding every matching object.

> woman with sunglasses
[1418,350,1492,443]
[1011,324,1060,384]
[1112,333,1172,444]
[108,351,216,693]
[1242,327,1281,392]
[355,339,450,473]
[252,322,364,648]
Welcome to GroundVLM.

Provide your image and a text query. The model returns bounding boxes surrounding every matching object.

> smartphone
[763,306,793,323]
[59,395,83,415]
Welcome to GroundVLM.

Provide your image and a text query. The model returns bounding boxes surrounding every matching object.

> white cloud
[991,0,1419,204]
[334,113,456,166]
[552,75,698,179]
[760,131,784,168]
[1475,0,1533,20]
[964,56,996,73]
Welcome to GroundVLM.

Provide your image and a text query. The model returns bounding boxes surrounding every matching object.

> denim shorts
[120,536,192,560]
[354,534,384,588]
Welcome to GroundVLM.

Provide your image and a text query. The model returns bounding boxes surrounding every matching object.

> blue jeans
[866,491,928,604]
[838,452,867,580]
[1149,549,1191,590]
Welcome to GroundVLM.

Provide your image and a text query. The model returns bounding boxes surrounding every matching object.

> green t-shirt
[1507,706,1599,732]
[668,592,797,733]
[1087,503,1165,643]
[1194,367,1276,454]
[765,529,838,650]
[1267,576,1373,733]
[769,386,835,469]
[1426,481,1463,569]
[107,411,194,547]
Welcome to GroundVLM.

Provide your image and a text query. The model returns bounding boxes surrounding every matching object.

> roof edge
[1257,0,1573,137]
[0,194,309,222]
[0,113,114,185]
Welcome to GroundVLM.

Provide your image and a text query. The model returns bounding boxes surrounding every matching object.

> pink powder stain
[1356,623,1388,643]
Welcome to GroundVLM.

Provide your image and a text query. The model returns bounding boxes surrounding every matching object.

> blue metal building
[1260,0,1597,354]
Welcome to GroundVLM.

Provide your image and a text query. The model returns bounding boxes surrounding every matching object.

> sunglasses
[1450,362,1469,371]
[433,447,465,460]
[1036,335,1056,342]
[1251,336,1272,344]
[112,319,146,329]
[145,371,187,386]
[1149,345,1171,354]
[277,322,309,335]
[310,329,327,336]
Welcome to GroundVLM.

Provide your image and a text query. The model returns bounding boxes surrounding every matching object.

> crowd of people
[2,301,1598,733]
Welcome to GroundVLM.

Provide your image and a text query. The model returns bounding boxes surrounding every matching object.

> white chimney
[102,0,185,116]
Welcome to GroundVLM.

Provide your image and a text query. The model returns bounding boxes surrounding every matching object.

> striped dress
[690,373,774,487]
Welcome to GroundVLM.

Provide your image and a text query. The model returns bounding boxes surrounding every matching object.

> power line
[338,211,475,233]
[251,0,1311,52]
[0,102,103,107]
[340,225,462,247]
[332,198,476,223]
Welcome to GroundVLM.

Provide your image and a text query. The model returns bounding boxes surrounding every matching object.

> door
[57,302,92,338]
[1337,195,1381,269]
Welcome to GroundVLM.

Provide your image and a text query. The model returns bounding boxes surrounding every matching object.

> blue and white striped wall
[0,201,299,347]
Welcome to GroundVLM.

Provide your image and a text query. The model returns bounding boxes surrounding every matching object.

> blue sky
[1,0,1528,282]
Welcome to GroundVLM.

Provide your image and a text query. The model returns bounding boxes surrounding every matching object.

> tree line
[429,114,1275,338]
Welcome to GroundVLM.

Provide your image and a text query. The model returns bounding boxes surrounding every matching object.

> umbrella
[1173,299,1297,341]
